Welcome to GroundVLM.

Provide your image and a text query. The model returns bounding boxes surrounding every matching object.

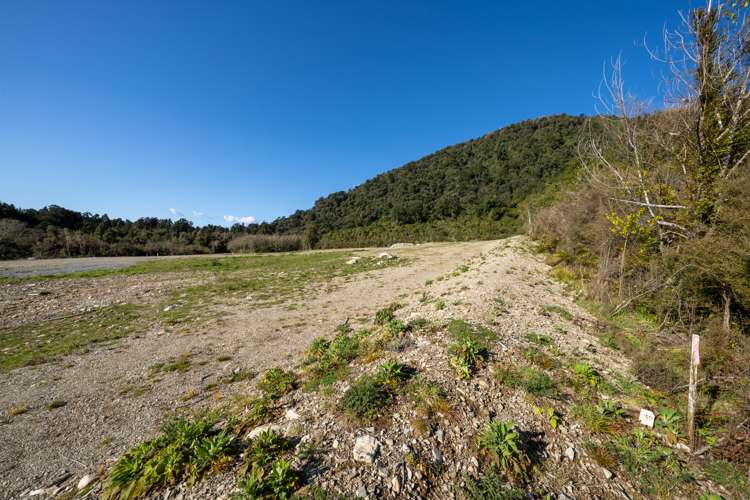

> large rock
[353,435,380,464]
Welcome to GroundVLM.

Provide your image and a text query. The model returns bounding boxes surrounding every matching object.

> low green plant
[605,429,690,495]
[375,303,402,325]
[463,469,526,499]
[257,368,296,399]
[533,406,560,429]
[435,300,446,310]
[541,304,573,320]
[449,338,487,379]
[376,360,409,388]
[526,333,551,345]
[103,415,233,499]
[476,420,530,476]
[388,319,408,335]
[656,408,682,437]
[48,400,67,409]
[496,365,557,397]
[239,396,275,428]
[573,400,624,433]
[572,361,600,389]
[341,375,392,420]
[236,431,299,499]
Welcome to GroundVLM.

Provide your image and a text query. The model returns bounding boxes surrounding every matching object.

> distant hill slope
[270,114,586,245]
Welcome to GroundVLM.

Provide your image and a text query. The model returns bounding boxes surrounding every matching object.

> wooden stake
[688,334,700,451]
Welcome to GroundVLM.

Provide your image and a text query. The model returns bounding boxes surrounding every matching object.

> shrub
[476,420,530,476]
[228,234,303,253]
[341,375,391,420]
[376,360,410,389]
[257,368,296,399]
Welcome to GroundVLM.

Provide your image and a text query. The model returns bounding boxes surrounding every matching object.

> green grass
[541,304,574,321]
[341,362,412,421]
[604,429,692,496]
[704,460,749,498]
[303,332,364,391]
[0,304,146,372]
[495,365,558,397]
[464,469,526,499]
[102,415,234,499]
[526,332,551,345]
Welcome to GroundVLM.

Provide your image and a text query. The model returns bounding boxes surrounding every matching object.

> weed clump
[303,332,363,390]
[463,469,525,499]
[257,368,296,399]
[476,420,530,477]
[495,365,557,397]
[571,361,601,390]
[102,415,233,499]
[235,430,300,499]
[341,360,412,421]
[572,400,625,433]
[375,303,402,325]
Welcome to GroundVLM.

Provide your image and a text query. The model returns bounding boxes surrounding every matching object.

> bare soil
[0,241,494,498]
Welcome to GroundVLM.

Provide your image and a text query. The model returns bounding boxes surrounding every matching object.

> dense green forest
[0,114,586,259]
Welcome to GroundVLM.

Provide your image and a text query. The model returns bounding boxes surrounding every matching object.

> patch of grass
[217,355,232,362]
[435,300,446,310]
[541,304,573,321]
[341,375,391,421]
[375,302,402,325]
[48,400,67,410]
[150,354,192,374]
[476,420,530,477]
[102,415,234,499]
[341,362,412,421]
[257,368,296,399]
[409,379,452,419]
[303,332,363,391]
[526,332,551,345]
[495,365,558,397]
[236,430,300,499]
[238,396,275,428]
[572,400,625,433]
[0,304,145,372]
[448,319,498,344]
[388,319,409,335]
[464,469,526,499]
[704,460,749,498]
[604,429,691,496]
[221,368,255,385]
[523,347,560,370]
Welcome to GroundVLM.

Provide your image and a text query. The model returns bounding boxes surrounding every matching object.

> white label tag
[639,409,655,428]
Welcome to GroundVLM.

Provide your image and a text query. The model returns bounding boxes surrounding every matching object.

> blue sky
[0,0,686,225]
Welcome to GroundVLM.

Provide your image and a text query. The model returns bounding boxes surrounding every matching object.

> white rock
[391,476,401,494]
[163,305,173,312]
[356,486,368,498]
[431,446,443,465]
[564,446,575,460]
[246,423,283,440]
[352,435,380,464]
[284,408,300,420]
[77,474,94,490]
[377,252,395,260]
[28,489,47,497]
[346,257,362,265]
[602,467,613,479]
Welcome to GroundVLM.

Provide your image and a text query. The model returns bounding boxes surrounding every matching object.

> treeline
[0,203,244,259]
[533,0,749,466]
[1,114,587,259]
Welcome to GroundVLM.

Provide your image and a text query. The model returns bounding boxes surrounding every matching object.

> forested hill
[271,114,587,247]
[0,114,586,258]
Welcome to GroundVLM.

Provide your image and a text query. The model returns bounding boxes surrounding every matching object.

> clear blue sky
[0,0,686,226]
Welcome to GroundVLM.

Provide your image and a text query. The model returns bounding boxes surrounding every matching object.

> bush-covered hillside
[274,114,586,243]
